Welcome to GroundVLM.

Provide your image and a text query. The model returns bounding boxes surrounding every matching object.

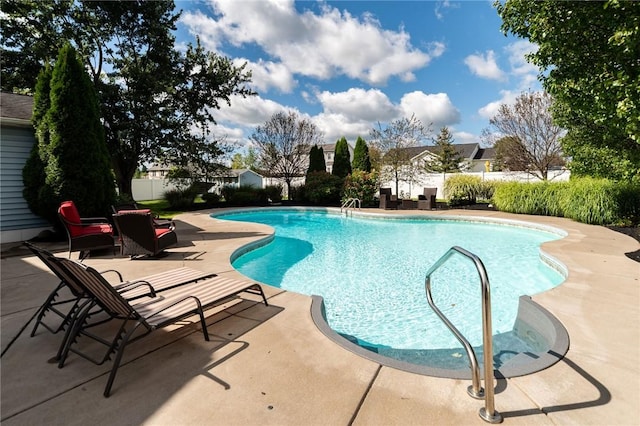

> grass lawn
[137,199,208,219]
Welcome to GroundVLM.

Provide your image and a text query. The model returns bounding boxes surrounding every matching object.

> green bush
[444,174,483,206]
[221,185,268,206]
[560,178,638,225]
[264,184,283,203]
[164,186,197,209]
[343,170,379,207]
[492,177,640,225]
[301,171,343,205]
[201,192,221,206]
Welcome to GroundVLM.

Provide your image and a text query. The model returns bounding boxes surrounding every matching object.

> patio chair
[418,187,437,210]
[58,200,115,260]
[54,256,268,397]
[0,242,217,358]
[112,210,178,258]
[111,203,174,230]
[379,187,398,209]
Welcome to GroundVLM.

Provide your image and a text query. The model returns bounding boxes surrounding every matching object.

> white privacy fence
[380,170,571,199]
[132,170,570,201]
[132,179,182,201]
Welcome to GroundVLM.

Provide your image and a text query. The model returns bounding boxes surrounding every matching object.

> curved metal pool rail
[340,198,361,215]
[425,246,503,424]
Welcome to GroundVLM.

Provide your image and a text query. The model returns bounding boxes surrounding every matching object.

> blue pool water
[219,209,565,352]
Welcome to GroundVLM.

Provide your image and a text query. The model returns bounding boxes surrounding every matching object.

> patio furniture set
[1,200,269,397]
[379,187,437,210]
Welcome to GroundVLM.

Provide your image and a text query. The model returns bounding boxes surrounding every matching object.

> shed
[210,169,263,193]
[0,92,52,243]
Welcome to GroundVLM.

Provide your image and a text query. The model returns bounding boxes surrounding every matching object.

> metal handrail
[424,246,502,424]
[340,198,361,214]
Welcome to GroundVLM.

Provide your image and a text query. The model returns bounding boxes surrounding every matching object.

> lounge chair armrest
[99,269,124,283]
[117,280,156,298]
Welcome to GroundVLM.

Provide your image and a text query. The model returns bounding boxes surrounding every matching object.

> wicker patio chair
[112,210,178,258]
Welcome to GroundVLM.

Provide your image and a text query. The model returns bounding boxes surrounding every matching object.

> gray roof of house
[1,92,34,121]
[401,143,484,161]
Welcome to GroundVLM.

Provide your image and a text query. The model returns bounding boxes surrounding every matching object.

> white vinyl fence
[380,170,571,199]
[131,179,182,201]
[133,170,570,202]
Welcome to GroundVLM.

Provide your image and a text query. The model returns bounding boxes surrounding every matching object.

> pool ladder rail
[340,198,361,215]
[425,246,503,424]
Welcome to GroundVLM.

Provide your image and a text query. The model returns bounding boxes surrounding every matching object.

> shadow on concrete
[498,351,611,419]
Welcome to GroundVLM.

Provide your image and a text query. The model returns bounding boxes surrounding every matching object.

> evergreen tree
[352,136,371,172]
[307,144,327,175]
[425,127,462,173]
[43,43,115,218]
[23,64,52,222]
[332,137,352,178]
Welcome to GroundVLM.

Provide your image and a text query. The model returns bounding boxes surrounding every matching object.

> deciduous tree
[496,0,640,181]
[483,91,565,180]
[3,1,256,197]
[251,111,324,199]
[370,114,431,195]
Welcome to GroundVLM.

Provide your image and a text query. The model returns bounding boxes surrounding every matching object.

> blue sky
[174,0,540,152]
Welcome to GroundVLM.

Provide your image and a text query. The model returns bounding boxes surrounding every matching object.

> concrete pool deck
[1,208,638,425]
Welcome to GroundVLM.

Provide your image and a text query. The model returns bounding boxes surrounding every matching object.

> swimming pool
[215,208,569,376]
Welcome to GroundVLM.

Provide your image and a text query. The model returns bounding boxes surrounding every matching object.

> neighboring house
[401,143,495,172]
[146,163,171,179]
[0,92,52,243]
[209,169,263,193]
[319,142,354,173]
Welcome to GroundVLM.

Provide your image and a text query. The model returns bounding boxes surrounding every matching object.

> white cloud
[477,90,519,120]
[317,88,398,122]
[236,58,297,94]
[434,0,459,20]
[504,40,538,77]
[451,130,481,145]
[399,92,461,130]
[214,95,295,129]
[464,50,506,81]
[181,0,441,86]
[313,112,373,143]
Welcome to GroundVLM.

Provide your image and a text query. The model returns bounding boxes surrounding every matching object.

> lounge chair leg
[198,310,210,341]
[104,323,142,397]
[58,302,94,367]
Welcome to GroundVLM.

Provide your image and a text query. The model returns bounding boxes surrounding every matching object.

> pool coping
[216,207,572,379]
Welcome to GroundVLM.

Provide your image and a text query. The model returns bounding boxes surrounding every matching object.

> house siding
[0,125,51,242]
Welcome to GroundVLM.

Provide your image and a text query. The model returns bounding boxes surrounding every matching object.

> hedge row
[491,177,640,225]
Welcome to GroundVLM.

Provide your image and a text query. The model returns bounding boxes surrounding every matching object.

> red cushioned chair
[112,210,177,259]
[58,201,115,260]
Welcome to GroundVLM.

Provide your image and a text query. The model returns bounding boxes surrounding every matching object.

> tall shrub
[352,136,371,172]
[332,137,352,178]
[23,64,54,222]
[43,43,115,217]
[307,145,326,174]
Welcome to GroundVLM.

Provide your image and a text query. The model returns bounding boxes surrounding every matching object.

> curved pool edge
[215,207,572,378]
[311,294,570,379]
